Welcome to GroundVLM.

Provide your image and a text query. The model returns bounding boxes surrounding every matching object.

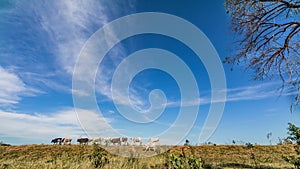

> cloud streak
[38,0,110,74]
[2,0,145,109]
[35,0,146,109]
[166,82,292,107]
[0,66,41,107]
[0,108,112,144]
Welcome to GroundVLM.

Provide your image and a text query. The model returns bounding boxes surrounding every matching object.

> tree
[184,139,190,146]
[287,122,300,144]
[283,123,300,168]
[267,132,272,145]
[225,0,300,109]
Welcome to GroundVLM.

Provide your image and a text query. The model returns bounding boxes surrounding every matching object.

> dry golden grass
[171,144,296,168]
[0,144,297,169]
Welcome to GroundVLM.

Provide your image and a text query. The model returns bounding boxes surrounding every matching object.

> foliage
[248,146,258,168]
[283,123,300,168]
[184,139,190,146]
[0,163,9,169]
[232,140,236,144]
[225,0,300,109]
[283,146,300,169]
[246,142,254,148]
[267,132,272,145]
[287,122,300,145]
[169,152,203,169]
[87,144,109,168]
[186,155,203,169]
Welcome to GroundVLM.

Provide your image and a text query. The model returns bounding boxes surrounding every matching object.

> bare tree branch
[225,0,300,110]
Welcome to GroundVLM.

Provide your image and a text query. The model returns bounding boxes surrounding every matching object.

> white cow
[121,137,128,146]
[143,143,156,152]
[102,137,111,146]
[131,137,142,145]
[89,137,102,144]
[148,137,159,144]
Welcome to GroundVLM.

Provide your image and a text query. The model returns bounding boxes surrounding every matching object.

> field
[0,144,298,169]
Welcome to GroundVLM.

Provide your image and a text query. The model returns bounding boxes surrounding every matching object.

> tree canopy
[225,0,300,109]
[287,122,300,145]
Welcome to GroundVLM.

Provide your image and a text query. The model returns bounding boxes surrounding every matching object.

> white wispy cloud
[3,0,163,120]
[223,82,296,102]
[0,108,113,144]
[2,0,134,91]
[3,0,148,112]
[166,82,291,107]
[37,0,110,74]
[0,66,41,107]
[17,71,71,94]
[34,0,146,109]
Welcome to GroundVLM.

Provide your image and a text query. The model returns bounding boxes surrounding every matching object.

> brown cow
[62,138,72,145]
[77,138,89,145]
[110,138,121,145]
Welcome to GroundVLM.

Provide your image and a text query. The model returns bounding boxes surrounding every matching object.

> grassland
[0,144,297,169]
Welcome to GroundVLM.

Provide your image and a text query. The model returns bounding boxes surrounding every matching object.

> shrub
[184,139,190,146]
[169,152,203,169]
[283,123,300,168]
[283,154,300,169]
[0,163,9,169]
[283,145,300,169]
[245,142,254,148]
[287,122,300,145]
[88,145,109,168]
[0,141,11,146]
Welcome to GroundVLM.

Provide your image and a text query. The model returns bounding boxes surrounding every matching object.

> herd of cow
[51,137,160,146]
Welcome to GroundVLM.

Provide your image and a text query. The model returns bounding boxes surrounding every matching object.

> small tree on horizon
[267,132,272,145]
[184,139,190,146]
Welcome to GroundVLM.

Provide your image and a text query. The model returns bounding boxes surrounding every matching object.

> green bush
[245,142,254,148]
[283,123,300,169]
[0,163,9,169]
[283,145,300,169]
[169,152,203,169]
[88,145,109,168]
[287,122,300,144]
[283,154,300,169]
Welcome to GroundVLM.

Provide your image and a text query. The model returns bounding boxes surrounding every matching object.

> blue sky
[0,0,300,145]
